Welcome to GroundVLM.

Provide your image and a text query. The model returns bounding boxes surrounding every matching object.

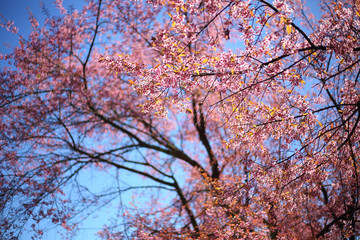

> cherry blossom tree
[1,0,359,239]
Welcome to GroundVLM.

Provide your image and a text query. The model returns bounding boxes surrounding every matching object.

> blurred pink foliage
[1,0,360,239]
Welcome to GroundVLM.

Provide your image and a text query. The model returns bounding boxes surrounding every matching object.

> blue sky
[0,0,321,54]
[0,0,84,55]
[0,1,116,239]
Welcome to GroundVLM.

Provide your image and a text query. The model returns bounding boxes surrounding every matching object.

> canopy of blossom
[0,0,359,239]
